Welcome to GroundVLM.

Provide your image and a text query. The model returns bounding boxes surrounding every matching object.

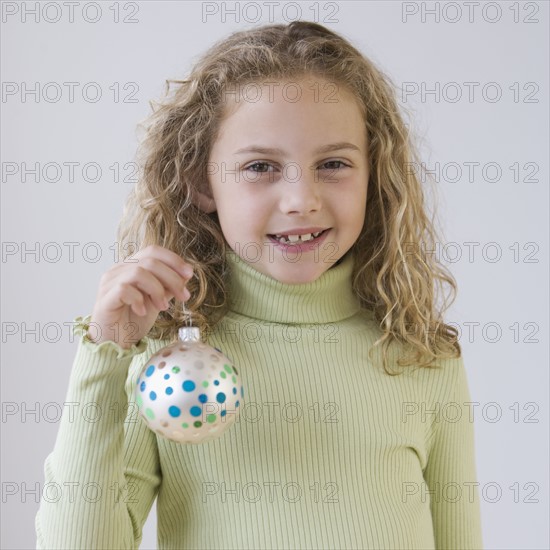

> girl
[35,21,483,549]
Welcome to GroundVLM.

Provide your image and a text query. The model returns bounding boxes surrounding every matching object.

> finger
[129,257,192,304]
[133,245,194,279]
[104,281,147,316]
[118,272,167,312]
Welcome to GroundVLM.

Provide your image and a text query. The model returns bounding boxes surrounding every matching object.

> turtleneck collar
[225,249,362,324]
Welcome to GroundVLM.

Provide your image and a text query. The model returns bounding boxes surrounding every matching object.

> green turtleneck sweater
[35,250,483,549]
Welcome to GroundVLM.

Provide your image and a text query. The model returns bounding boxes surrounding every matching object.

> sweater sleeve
[35,315,162,550]
[423,355,484,549]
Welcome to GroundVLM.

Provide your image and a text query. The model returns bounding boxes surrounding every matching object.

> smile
[267,229,329,244]
[266,229,331,250]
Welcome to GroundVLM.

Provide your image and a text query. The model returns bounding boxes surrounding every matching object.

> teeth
[272,230,324,244]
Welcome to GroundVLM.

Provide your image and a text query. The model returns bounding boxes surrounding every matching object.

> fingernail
[181,266,193,278]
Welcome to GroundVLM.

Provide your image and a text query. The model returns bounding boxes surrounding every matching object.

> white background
[1,1,548,548]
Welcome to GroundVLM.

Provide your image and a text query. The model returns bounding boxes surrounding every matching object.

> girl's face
[200,75,369,284]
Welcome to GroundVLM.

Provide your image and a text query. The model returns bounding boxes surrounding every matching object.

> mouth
[267,228,331,246]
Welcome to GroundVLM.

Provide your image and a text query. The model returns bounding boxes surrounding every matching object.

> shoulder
[408,353,475,429]
[386,345,469,407]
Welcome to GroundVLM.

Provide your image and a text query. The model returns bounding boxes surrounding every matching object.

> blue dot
[168,406,181,418]
[145,365,155,377]
[166,387,173,395]
[140,381,146,392]
[232,387,237,395]
[236,400,240,407]
[216,392,226,404]
[214,380,220,386]
[164,374,170,380]
[190,406,201,417]
[221,410,227,417]
[149,391,157,401]
[198,394,208,403]
[183,380,196,392]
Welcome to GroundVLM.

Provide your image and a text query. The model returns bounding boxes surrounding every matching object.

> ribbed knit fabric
[35,249,483,549]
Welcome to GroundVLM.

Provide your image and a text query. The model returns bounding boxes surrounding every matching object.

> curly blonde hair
[116,20,460,375]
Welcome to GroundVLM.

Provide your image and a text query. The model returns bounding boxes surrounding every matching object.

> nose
[279,171,322,215]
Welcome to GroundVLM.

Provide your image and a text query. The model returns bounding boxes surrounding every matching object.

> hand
[87,245,193,349]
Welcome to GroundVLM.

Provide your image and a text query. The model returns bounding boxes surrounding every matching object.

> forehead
[222,74,362,110]
[216,77,367,146]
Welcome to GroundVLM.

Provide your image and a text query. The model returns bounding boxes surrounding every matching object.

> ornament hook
[179,299,199,342]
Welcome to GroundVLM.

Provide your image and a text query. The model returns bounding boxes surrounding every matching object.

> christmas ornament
[134,306,243,444]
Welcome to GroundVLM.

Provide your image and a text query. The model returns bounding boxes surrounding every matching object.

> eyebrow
[234,142,361,156]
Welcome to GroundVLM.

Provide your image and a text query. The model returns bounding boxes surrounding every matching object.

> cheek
[226,193,271,223]
[342,195,367,234]
[217,209,258,240]
[332,186,366,215]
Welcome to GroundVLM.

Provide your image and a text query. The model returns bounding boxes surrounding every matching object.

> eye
[320,160,350,170]
[245,161,276,173]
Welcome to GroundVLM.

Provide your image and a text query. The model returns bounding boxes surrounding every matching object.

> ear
[191,188,217,213]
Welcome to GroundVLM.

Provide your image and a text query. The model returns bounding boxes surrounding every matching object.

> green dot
[181,422,189,429]
[231,375,237,384]
[223,364,232,373]
[193,421,202,428]
[136,394,143,407]
[220,371,227,379]
[172,366,180,373]
[202,381,209,388]
[206,414,216,423]
[145,408,155,419]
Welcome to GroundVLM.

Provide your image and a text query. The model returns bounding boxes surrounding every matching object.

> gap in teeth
[273,230,324,243]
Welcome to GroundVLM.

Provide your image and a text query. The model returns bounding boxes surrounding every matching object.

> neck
[225,249,362,324]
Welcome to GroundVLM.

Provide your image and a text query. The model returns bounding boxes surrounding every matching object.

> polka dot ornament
[134,326,244,444]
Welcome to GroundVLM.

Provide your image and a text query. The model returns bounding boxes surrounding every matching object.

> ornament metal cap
[178,326,201,342]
